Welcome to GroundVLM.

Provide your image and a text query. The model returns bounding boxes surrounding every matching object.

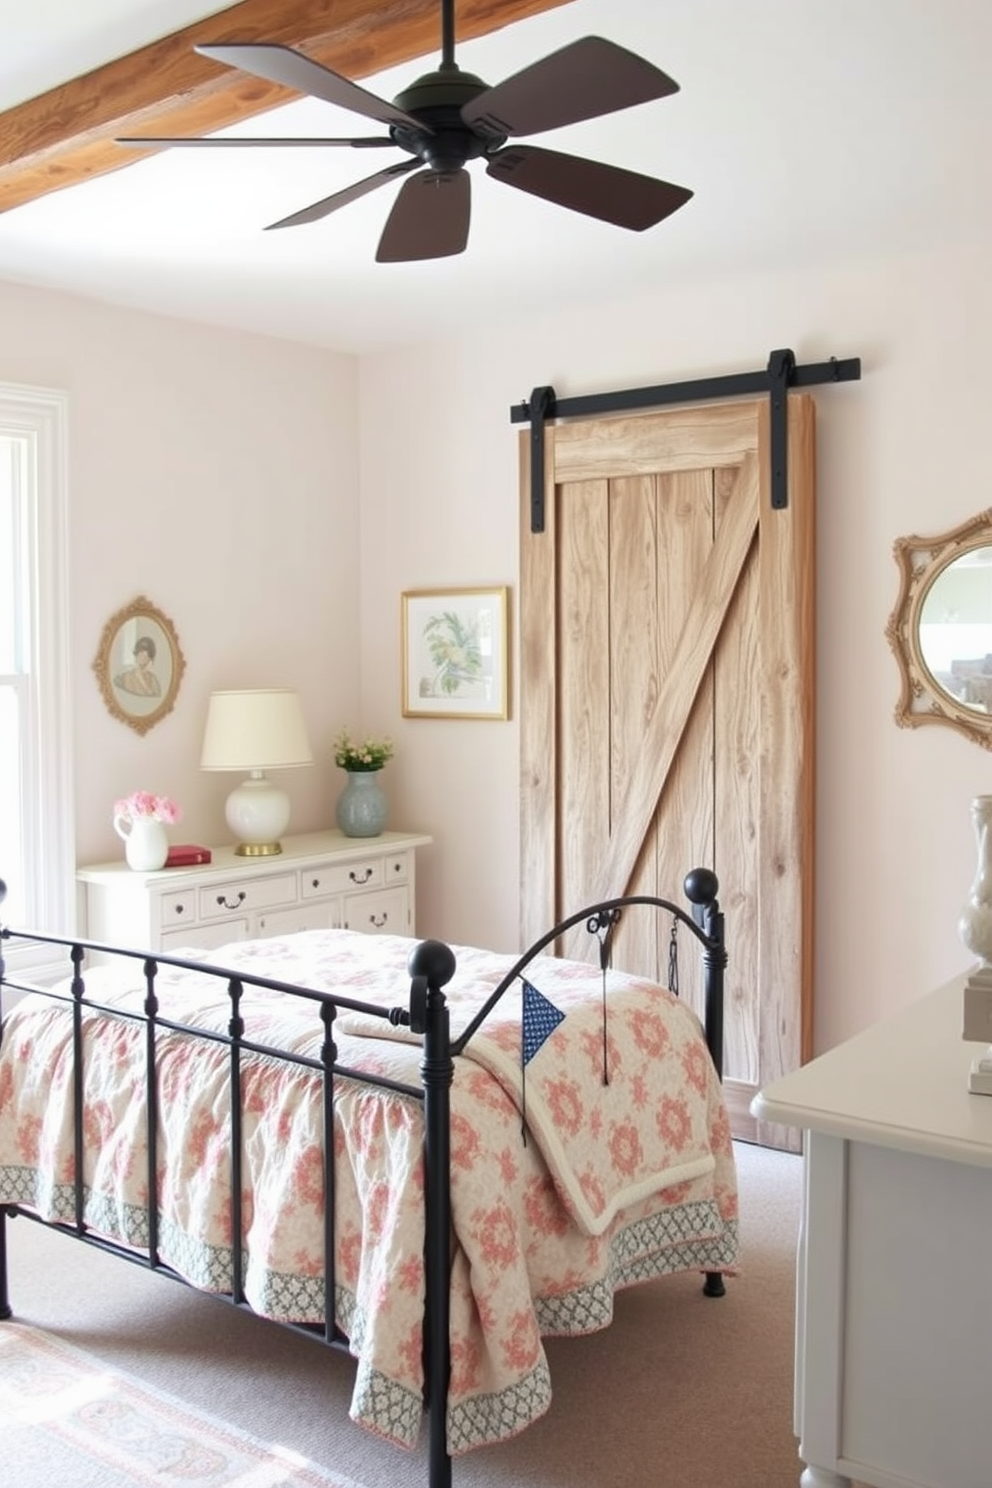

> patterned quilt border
[0,1170,737,1452]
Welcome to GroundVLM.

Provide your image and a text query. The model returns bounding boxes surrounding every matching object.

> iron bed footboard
[0,868,727,1488]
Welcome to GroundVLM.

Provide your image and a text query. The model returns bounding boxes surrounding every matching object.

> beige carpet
[1,1141,804,1488]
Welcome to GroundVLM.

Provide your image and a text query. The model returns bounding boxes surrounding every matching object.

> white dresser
[77,829,433,953]
[752,975,992,1488]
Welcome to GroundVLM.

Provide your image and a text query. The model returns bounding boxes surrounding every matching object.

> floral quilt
[0,927,738,1453]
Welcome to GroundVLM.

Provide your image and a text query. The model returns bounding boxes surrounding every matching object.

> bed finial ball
[408,938,457,989]
[684,867,718,906]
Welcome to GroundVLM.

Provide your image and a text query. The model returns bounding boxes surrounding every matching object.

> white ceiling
[1,0,990,354]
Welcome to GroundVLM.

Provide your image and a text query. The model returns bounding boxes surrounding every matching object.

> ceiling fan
[118,0,692,263]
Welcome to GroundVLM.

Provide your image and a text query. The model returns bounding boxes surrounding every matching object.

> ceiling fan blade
[196,43,430,132]
[487,145,692,231]
[376,170,471,262]
[462,36,679,139]
[265,159,420,231]
[117,136,396,150]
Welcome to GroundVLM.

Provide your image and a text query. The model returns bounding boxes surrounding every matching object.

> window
[0,384,72,961]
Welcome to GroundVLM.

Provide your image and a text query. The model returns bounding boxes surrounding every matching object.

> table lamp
[201,688,313,856]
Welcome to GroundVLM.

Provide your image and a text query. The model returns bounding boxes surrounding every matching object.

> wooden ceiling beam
[0,0,577,215]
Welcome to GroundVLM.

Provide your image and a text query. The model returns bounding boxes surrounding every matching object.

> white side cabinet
[77,829,433,954]
[752,975,992,1488]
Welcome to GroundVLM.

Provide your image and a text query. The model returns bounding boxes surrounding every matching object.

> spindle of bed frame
[681,868,728,1297]
[70,943,86,1233]
[320,999,338,1342]
[228,975,246,1303]
[144,960,162,1268]
[403,937,457,1488]
[683,866,727,1081]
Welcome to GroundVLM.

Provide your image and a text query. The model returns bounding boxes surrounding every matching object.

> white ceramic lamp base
[225,771,290,856]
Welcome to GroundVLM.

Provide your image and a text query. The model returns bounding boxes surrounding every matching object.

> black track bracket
[524,386,557,535]
[513,349,861,530]
[767,347,796,510]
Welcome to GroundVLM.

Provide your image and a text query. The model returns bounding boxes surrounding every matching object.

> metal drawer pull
[217,891,247,910]
[369,912,387,929]
[173,904,185,916]
[348,868,373,885]
[310,877,321,889]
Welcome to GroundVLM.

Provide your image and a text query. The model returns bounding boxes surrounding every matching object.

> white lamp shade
[201,689,313,855]
[200,689,313,772]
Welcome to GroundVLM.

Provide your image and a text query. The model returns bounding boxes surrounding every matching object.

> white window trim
[0,382,73,984]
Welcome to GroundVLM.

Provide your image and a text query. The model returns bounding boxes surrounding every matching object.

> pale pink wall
[5,238,991,1059]
[0,279,361,870]
[359,239,992,1055]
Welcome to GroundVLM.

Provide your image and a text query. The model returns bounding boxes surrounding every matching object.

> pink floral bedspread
[0,928,738,1453]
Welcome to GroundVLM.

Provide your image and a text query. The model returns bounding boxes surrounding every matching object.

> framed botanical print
[93,595,186,735]
[401,586,509,720]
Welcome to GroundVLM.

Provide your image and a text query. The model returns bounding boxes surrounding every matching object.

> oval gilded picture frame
[93,596,186,736]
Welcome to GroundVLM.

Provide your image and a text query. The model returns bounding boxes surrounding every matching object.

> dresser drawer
[198,873,296,921]
[342,885,408,936]
[301,857,384,897]
[160,889,198,933]
[160,918,250,953]
[384,852,411,884]
[256,901,340,937]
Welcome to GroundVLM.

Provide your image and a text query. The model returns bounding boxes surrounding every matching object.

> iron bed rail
[0,868,726,1488]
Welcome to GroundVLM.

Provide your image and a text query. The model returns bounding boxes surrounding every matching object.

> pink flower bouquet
[113,790,182,825]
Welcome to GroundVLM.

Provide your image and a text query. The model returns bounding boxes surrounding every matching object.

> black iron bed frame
[0,867,727,1488]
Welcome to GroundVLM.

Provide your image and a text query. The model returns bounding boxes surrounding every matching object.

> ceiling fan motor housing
[390,65,507,172]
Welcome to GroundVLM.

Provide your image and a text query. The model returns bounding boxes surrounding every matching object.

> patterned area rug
[0,1321,368,1488]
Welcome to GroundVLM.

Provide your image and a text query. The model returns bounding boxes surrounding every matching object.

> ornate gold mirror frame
[886,508,992,750]
[93,595,186,736]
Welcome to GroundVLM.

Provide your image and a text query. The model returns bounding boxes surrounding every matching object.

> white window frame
[0,383,73,979]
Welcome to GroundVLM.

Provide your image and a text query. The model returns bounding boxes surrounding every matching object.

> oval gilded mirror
[886,508,992,749]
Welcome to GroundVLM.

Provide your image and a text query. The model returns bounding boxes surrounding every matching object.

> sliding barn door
[519,397,815,1149]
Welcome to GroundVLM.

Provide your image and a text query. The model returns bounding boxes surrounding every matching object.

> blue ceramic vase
[335,770,388,838]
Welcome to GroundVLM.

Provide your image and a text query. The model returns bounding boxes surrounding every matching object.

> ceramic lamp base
[225,772,289,855]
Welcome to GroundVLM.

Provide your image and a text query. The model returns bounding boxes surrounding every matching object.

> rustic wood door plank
[753,394,816,1148]
[588,452,759,905]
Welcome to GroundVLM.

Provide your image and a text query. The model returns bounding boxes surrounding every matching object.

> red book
[165,844,212,867]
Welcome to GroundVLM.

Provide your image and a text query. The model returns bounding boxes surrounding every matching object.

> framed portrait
[93,595,186,735]
[401,586,509,720]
